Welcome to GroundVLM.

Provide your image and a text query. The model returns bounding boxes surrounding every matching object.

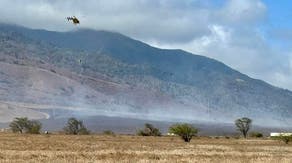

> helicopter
[67,16,80,25]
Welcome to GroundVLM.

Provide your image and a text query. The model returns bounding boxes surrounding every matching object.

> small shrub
[233,136,240,139]
[277,135,292,144]
[27,121,42,134]
[137,123,161,136]
[103,130,115,136]
[249,132,263,138]
[78,126,90,135]
[63,117,90,135]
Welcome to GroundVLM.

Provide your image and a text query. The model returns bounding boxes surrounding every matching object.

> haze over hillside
[0,24,292,127]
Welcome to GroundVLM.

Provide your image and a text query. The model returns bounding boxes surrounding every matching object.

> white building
[270,133,292,137]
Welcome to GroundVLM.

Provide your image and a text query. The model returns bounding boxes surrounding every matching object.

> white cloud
[149,23,292,90]
[0,0,292,90]
[217,0,266,25]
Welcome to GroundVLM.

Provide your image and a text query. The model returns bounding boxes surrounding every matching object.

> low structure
[270,133,292,137]
[167,133,176,136]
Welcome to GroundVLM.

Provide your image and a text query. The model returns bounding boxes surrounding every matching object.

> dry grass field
[0,133,291,163]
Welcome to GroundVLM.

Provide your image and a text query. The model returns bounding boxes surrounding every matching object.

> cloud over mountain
[0,0,291,90]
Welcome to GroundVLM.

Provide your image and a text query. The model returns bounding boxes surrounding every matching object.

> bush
[277,135,292,144]
[137,123,161,136]
[27,120,42,134]
[103,130,115,136]
[78,126,90,135]
[169,123,198,142]
[9,117,42,134]
[63,117,90,135]
[249,132,263,138]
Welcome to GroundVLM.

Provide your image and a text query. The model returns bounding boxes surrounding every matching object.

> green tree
[9,117,30,133]
[169,123,198,142]
[9,117,42,134]
[63,117,90,135]
[137,123,161,136]
[235,117,252,138]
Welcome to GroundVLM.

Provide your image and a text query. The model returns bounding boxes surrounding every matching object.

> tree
[10,117,30,133]
[235,117,252,138]
[137,123,161,136]
[9,117,42,134]
[169,123,198,142]
[63,117,90,135]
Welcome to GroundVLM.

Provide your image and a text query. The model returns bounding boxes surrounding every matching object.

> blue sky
[0,0,292,90]
[264,0,292,28]
[262,0,292,48]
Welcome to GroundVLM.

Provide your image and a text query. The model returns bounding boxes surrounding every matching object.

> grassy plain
[0,133,291,163]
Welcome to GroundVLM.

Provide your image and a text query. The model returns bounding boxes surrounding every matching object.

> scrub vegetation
[0,133,291,163]
[3,117,292,162]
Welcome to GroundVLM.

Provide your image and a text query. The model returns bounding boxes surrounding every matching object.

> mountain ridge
[0,23,291,127]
